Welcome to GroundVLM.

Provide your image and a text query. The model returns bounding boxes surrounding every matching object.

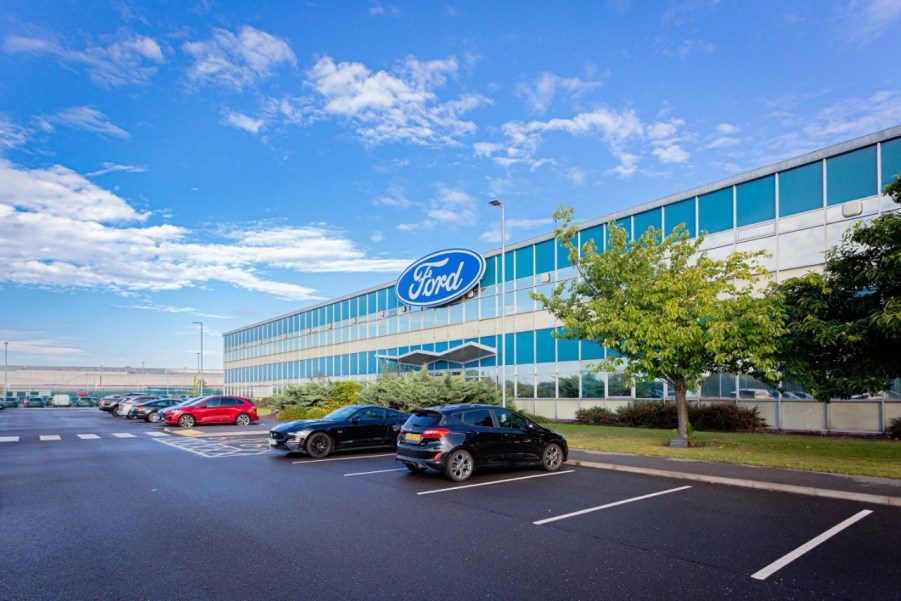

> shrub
[616,400,678,429]
[273,380,362,410]
[357,368,499,411]
[575,406,616,425]
[888,417,901,439]
[692,402,767,432]
[277,400,354,422]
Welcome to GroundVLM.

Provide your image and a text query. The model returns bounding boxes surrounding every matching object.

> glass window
[701,373,737,399]
[558,362,580,398]
[515,365,534,398]
[607,373,631,397]
[633,208,662,242]
[557,331,579,362]
[495,409,528,429]
[698,187,733,234]
[536,363,556,398]
[515,289,534,313]
[581,370,604,398]
[581,224,604,254]
[635,380,664,399]
[535,240,554,274]
[881,137,901,189]
[458,409,494,427]
[736,175,775,227]
[663,198,698,238]
[515,245,534,279]
[503,251,514,282]
[515,331,534,364]
[827,145,877,205]
[779,162,823,217]
[535,328,555,363]
[557,238,572,269]
[581,341,604,361]
[480,255,497,288]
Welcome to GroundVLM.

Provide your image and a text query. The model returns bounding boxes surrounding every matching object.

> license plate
[404,433,422,443]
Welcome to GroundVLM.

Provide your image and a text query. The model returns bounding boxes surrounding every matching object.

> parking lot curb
[566,459,901,508]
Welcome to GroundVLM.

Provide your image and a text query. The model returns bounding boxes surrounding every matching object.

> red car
[162,395,258,428]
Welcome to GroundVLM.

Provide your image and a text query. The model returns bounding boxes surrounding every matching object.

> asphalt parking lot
[1,409,898,600]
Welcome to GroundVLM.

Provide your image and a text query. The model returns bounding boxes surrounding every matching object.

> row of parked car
[95,392,568,483]
[98,393,260,427]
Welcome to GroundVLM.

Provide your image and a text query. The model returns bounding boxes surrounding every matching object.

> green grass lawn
[553,424,901,480]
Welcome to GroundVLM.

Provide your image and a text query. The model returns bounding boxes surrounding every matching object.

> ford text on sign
[395,249,486,308]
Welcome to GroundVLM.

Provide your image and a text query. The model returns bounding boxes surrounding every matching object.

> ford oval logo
[395,249,486,308]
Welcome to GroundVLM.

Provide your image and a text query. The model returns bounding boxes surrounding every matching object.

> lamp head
[488,199,503,207]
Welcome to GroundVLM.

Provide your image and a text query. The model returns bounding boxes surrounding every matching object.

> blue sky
[1,0,900,371]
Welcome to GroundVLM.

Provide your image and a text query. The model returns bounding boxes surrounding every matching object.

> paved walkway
[568,448,901,507]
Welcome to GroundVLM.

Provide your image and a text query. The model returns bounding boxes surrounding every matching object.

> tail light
[421,428,451,438]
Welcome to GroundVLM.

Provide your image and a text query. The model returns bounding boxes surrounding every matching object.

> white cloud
[183,25,296,90]
[372,185,415,208]
[717,123,739,134]
[86,163,147,177]
[397,185,477,231]
[42,106,130,139]
[222,109,265,134]
[3,31,165,88]
[516,71,602,114]
[653,144,690,163]
[306,54,489,146]
[846,0,901,41]
[0,116,28,150]
[657,38,716,59]
[0,160,411,301]
[370,230,384,242]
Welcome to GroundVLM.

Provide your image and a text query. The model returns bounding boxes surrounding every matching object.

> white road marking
[0,436,20,442]
[111,433,136,438]
[152,438,212,458]
[292,453,395,464]
[40,435,62,441]
[77,434,101,440]
[418,470,575,495]
[751,510,873,581]
[345,468,407,477]
[145,432,169,437]
[533,485,693,525]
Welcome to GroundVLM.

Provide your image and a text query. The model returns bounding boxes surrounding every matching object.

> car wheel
[445,449,474,482]
[541,443,564,472]
[147,412,159,423]
[178,414,195,428]
[235,413,251,426]
[111,406,119,416]
[405,464,427,474]
[306,432,332,458]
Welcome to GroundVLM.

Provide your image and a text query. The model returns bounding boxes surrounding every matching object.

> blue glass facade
[224,128,901,416]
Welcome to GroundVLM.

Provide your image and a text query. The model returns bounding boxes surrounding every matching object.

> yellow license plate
[405,433,422,443]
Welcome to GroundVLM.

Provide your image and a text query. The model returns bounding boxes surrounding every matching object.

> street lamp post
[193,321,204,396]
[4,341,8,402]
[488,199,506,408]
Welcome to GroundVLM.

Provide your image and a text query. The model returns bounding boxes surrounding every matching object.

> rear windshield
[405,411,442,429]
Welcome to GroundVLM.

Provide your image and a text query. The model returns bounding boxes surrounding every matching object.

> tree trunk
[673,377,689,439]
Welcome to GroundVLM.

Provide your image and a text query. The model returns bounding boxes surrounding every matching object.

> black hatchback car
[395,404,567,482]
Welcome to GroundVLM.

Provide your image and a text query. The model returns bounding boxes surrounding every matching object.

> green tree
[532,207,785,442]
[273,380,361,409]
[777,177,901,401]
[357,367,499,410]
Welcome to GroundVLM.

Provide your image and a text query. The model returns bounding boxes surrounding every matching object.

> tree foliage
[273,380,361,409]
[777,177,901,401]
[532,207,785,439]
[357,368,499,411]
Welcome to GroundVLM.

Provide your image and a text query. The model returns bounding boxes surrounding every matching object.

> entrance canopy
[377,342,496,366]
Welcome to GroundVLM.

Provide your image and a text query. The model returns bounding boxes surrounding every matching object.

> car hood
[271,418,339,434]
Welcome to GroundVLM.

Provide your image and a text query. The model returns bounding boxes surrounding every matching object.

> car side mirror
[350,417,361,424]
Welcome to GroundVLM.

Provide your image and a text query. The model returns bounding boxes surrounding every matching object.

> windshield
[323,406,360,421]
[181,396,208,407]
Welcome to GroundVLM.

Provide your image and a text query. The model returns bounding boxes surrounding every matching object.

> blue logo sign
[395,249,486,308]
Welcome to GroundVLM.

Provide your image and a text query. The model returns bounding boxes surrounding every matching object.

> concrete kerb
[566,458,901,508]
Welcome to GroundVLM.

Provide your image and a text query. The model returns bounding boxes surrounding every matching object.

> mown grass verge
[553,424,901,480]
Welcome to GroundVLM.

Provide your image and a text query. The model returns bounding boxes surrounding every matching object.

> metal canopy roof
[377,342,497,366]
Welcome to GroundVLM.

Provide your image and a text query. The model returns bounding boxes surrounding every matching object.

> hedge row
[575,400,767,432]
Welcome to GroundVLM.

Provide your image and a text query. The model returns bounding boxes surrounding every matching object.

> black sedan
[268,405,409,458]
[395,404,568,482]
[128,398,182,422]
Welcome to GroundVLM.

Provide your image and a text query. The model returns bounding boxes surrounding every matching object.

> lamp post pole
[193,321,204,396]
[4,342,8,402]
[488,199,506,408]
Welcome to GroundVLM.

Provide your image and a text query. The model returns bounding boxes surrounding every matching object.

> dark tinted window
[457,409,494,427]
[495,409,528,430]
[360,407,387,419]
[205,398,221,407]
[406,411,442,429]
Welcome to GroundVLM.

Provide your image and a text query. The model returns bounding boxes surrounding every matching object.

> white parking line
[533,485,692,525]
[145,432,169,437]
[0,436,20,442]
[345,468,407,477]
[77,434,101,440]
[111,433,136,438]
[417,470,575,495]
[751,510,873,581]
[292,453,395,464]
[40,435,62,441]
